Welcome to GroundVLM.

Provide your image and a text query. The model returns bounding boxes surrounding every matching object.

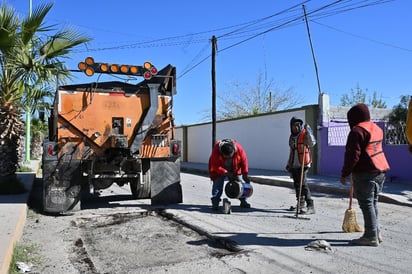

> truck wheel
[130,175,150,199]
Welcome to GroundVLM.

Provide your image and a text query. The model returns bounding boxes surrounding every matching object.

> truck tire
[130,173,151,199]
[43,159,82,213]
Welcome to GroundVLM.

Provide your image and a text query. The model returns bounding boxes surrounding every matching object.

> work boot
[299,208,307,214]
[211,198,221,211]
[240,199,251,208]
[289,206,306,214]
[306,200,315,214]
[298,197,306,214]
[378,232,383,243]
[351,236,379,247]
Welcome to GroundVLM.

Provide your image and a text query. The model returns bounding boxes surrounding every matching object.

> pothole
[70,210,242,272]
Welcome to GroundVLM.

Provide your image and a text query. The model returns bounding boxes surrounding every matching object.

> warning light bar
[77,57,157,79]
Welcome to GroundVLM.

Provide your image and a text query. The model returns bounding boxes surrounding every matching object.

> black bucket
[225,180,253,199]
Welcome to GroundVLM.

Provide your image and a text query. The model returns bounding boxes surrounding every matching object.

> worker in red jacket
[208,139,251,211]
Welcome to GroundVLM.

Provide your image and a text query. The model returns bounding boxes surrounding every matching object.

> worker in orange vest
[341,103,390,246]
[286,117,317,214]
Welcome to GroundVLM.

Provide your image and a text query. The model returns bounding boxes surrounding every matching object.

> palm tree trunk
[0,137,21,176]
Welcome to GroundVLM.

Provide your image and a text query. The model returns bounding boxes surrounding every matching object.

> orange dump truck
[42,58,182,213]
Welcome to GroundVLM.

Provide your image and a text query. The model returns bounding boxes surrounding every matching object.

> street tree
[0,3,91,177]
[340,83,386,108]
[29,117,48,159]
[215,71,302,120]
[386,95,410,125]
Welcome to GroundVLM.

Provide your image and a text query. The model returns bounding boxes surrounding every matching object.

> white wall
[176,109,306,170]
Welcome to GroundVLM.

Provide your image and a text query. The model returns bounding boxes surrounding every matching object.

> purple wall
[319,127,345,177]
[383,146,411,183]
[319,125,412,184]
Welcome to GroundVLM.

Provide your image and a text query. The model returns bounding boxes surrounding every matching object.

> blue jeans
[352,172,385,239]
[211,175,246,206]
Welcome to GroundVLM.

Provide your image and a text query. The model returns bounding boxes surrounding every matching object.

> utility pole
[302,4,322,96]
[211,35,217,148]
[24,0,32,164]
[303,4,323,175]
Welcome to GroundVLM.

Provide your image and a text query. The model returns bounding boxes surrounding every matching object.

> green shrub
[16,166,33,172]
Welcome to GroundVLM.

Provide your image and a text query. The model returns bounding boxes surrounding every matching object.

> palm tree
[0,3,91,177]
[29,117,48,159]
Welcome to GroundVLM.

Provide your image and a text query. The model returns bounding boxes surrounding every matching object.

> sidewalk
[0,160,39,274]
[181,162,412,208]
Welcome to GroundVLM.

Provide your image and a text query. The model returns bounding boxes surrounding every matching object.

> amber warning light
[78,57,157,79]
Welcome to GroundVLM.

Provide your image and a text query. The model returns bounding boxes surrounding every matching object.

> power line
[312,20,412,53]
[216,0,392,54]
[180,0,398,76]
[69,0,401,79]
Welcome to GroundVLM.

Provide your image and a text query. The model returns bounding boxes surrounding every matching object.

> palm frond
[0,5,19,51]
[40,30,91,59]
[20,3,54,45]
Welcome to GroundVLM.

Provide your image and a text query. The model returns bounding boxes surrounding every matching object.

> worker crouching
[208,139,251,211]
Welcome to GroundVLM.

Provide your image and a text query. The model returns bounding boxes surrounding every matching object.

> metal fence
[385,123,408,145]
[327,123,408,146]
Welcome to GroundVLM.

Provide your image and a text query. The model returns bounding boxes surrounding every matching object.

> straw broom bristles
[342,178,363,233]
[342,208,363,232]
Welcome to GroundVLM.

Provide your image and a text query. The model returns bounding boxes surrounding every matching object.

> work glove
[242,174,251,184]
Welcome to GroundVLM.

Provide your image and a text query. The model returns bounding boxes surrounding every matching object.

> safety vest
[356,121,390,172]
[289,129,311,165]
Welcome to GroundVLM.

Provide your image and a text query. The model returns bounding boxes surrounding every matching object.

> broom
[283,145,310,220]
[342,176,363,232]
[295,145,306,218]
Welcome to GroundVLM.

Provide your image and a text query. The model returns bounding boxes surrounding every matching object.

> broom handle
[349,176,354,210]
[296,145,306,217]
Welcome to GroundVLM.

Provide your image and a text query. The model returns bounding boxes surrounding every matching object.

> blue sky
[8,0,412,125]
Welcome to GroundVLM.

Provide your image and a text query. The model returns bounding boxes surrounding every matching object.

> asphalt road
[16,172,412,274]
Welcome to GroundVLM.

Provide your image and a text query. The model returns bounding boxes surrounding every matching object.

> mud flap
[150,157,182,205]
[43,159,82,213]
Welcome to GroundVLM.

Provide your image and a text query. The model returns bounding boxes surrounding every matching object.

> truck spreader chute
[42,57,182,213]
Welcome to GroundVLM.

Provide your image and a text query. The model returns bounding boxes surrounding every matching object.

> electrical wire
[312,19,412,52]
[65,0,401,79]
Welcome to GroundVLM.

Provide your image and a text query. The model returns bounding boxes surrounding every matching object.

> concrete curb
[0,165,38,274]
[0,203,28,274]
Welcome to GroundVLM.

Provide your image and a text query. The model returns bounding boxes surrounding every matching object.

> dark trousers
[290,167,313,206]
[353,172,385,239]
